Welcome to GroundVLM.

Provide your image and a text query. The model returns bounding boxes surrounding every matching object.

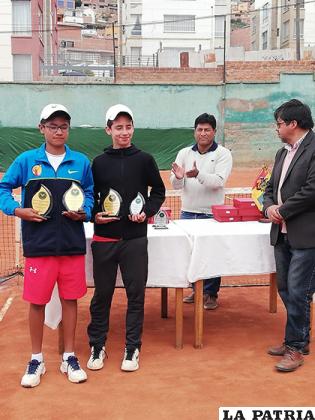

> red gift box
[212,205,240,222]
[238,208,262,217]
[233,198,262,218]
[212,205,239,217]
[233,198,257,208]
[214,215,241,222]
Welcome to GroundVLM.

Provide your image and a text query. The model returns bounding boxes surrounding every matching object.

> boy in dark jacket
[87,104,165,372]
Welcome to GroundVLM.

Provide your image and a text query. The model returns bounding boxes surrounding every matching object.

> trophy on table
[62,182,85,213]
[129,192,145,216]
[153,209,169,229]
[102,188,122,217]
[31,184,53,218]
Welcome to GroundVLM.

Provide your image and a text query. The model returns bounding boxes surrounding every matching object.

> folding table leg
[175,288,183,349]
[161,287,168,318]
[194,280,203,349]
[269,273,277,313]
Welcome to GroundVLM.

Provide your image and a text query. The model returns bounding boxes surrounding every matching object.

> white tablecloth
[174,219,276,283]
[45,221,192,329]
[84,221,192,288]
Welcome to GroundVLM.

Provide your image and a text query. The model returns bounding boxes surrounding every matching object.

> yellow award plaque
[102,188,122,217]
[31,184,52,217]
[62,182,85,212]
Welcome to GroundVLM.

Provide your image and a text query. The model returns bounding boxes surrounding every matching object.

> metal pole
[112,22,116,83]
[223,16,226,84]
[295,0,301,60]
[222,15,227,147]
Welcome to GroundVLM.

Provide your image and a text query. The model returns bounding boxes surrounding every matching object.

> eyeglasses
[276,121,287,128]
[44,124,70,133]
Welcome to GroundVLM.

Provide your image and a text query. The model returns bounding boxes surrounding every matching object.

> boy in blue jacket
[0,104,94,387]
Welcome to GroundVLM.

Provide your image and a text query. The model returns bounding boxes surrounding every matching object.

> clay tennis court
[1,168,314,419]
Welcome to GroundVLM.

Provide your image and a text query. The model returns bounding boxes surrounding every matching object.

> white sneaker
[87,346,106,370]
[60,355,87,383]
[21,360,46,388]
[121,348,140,372]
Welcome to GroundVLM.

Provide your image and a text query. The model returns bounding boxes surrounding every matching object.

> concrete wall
[1,71,315,167]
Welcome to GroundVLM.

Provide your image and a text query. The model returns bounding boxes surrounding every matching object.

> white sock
[63,352,75,361]
[31,353,43,363]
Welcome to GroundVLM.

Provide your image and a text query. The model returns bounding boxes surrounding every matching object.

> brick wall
[116,61,315,84]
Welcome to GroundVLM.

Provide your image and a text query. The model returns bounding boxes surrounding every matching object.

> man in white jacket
[170,113,232,309]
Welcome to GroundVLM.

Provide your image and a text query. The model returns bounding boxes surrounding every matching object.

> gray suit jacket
[263,130,315,248]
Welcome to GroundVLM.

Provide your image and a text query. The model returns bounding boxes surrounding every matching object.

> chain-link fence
[0,188,270,287]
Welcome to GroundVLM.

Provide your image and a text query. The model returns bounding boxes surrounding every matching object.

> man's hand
[186,161,199,178]
[266,205,283,224]
[128,212,146,223]
[171,162,185,180]
[14,207,46,222]
[62,210,87,222]
[94,212,120,224]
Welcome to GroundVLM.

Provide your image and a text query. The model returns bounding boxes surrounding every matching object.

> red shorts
[23,255,87,305]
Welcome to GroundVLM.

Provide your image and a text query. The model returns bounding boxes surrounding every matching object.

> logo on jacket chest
[32,165,42,176]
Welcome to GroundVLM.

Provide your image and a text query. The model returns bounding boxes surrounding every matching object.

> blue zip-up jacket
[0,143,94,257]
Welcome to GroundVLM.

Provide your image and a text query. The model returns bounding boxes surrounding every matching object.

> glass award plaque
[102,188,122,217]
[31,184,52,217]
[129,192,145,215]
[62,182,85,212]
[153,209,169,229]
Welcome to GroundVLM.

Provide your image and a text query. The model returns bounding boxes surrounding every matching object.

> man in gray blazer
[263,99,315,372]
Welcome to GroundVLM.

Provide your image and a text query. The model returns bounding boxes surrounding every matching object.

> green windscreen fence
[0,127,194,172]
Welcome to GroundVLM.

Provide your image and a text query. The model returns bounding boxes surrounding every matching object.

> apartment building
[118,0,231,67]
[250,0,315,55]
[0,0,58,81]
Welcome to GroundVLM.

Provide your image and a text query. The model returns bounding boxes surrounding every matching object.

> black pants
[87,237,148,350]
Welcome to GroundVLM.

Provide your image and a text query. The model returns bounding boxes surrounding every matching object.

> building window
[130,47,142,66]
[215,16,225,37]
[67,0,74,8]
[282,0,289,13]
[13,54,32,81]
[60,40,75,47]
[12,0,31,36]
[262,3,269,22]
[262,30,268,49]
[164,15,195,33]
[281,20,289,41]
[38,8,43,42]
[252,16,256,34]
[131,14,142,36]
[57,0,64,7]
[293,19,304,38]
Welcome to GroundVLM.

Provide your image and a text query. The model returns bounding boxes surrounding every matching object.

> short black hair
[40,110,71,125]
[194,113,216,130]
[107,112,133,128]
[274,99,314,130]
